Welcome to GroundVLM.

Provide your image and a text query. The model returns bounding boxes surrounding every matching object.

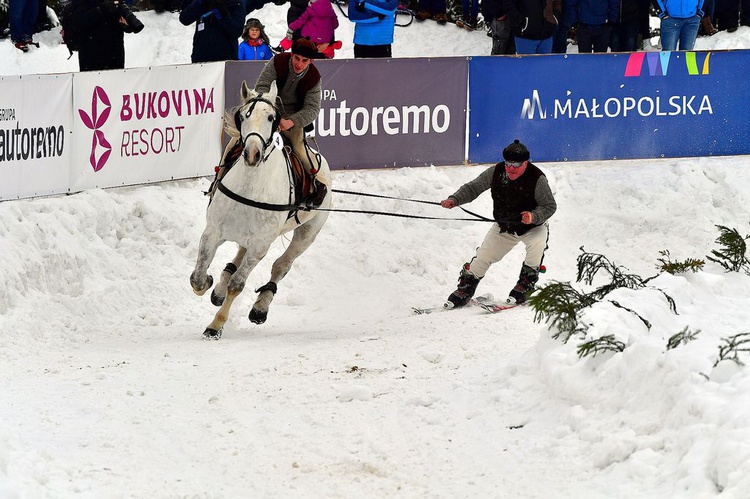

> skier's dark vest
[273,53,321,113]
[491,162,544,236]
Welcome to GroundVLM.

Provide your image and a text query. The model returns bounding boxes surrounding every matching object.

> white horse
[190,81,332,339]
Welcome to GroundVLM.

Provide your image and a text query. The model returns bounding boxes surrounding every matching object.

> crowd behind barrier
[3,48,749,202]
[6,0,750,59]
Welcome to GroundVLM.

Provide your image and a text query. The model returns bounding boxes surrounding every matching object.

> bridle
[233,95,282,162]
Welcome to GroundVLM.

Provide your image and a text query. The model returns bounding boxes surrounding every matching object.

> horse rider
[215,37,327,208]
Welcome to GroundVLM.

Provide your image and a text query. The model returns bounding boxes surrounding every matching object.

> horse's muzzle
[243,146,262,166]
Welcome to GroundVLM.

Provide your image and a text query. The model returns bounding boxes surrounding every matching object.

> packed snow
[3,5,750,498]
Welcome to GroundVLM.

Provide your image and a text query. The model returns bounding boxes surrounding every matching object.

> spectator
[238,17,274,60]
[415,0,447,24]
[713,0,738,31]
[482,0,514,53]
[153,0,184,12]
[275,0,308,51]
[505,0,561,54]
[68,0,140,70]
[179,0,245,63]
[552,0,572,52]
[440,139,556,307]
[456,0,480,29]
[610,0,646,51]
[9,0,39,51]
[35,0,53,32]
[742,0,750,26]
[348,0,398,58]
[699,0,717,34]
[566,0,618,53]
[288,0,339,52]
[655,0,702,50]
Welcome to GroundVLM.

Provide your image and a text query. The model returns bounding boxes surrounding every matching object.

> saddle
[208,139,325,209]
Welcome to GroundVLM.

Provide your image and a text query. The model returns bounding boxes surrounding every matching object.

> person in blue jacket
[180,0,245,63]
[238,17,274,60]
[565,0,618,53]
[655,0,703,50]
[348,0,399,58]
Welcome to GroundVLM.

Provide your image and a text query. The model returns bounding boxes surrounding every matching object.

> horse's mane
[223,107,241,138]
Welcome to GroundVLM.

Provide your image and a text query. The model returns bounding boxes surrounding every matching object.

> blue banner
[469,51,750,163]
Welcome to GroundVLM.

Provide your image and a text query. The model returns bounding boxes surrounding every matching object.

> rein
[328,188,497,222]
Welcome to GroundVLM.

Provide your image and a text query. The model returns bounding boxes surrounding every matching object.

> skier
[440,139,557,307]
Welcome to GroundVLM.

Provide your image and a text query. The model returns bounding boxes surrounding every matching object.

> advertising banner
[469,51,750,163]
[226,57,468,169]
[0,74,73,201]
[71,63,225,191]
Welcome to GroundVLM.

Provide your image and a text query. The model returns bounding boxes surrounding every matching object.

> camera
[113,1,145,33]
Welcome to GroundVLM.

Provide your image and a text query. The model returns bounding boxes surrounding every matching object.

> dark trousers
[610,20,640,52]
[714,0,740,29]
[354,44,391,58]
[576,24,612,53]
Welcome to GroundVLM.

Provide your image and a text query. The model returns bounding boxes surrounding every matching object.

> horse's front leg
[211,246,247,306]
[203,248,266,339]
[190,228,222,296]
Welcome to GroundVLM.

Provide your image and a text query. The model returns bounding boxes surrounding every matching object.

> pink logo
[79,86,112,172]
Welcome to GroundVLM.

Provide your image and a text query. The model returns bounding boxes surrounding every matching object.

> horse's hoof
[211,290,225,307]
[192,275,214,296]
[202,327,222,340]
[248,308,267,324]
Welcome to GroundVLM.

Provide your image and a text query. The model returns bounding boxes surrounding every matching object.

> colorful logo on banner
[624,51,712,77]
[78,86,112,172]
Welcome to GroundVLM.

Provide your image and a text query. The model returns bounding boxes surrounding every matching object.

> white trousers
[468,223,549,278]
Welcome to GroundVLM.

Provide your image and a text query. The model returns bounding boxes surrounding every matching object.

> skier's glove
[441,198,456,209]
[285,28,293,41]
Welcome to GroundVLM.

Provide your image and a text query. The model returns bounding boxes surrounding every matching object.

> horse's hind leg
[191,228,222,296]
[250,215,329,324]
[211,246,247,306]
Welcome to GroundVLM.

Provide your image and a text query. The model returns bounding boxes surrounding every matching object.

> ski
[412,294,493,315]
[476,298,522,314]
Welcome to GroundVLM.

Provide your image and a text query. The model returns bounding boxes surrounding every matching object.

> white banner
[0,74,73,201]
[70,63,225,191]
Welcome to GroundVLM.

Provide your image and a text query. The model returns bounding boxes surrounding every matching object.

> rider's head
[291,38,317,74]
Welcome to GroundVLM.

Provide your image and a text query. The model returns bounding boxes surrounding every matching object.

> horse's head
[234,80,280,167]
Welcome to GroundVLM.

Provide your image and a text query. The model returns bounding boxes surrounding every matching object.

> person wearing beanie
[238,17,274,60]
[440,139,557,307]
[214,37,326,207]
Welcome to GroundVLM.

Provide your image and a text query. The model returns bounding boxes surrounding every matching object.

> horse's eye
[268,115,274,122]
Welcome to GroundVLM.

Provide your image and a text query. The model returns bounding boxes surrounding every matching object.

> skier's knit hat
[292,38,318,59]
[503,139,530,163]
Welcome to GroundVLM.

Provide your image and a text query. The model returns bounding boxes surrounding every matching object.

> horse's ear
[268,81,278,101]
[240,80,252,102]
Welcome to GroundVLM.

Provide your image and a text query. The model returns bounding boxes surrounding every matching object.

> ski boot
[508,264,540,305]
[447,268,481,308]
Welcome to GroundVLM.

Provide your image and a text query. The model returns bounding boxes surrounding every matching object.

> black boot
[508,264,539,304]
[305,178,328,209]
[447,269,481,308]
